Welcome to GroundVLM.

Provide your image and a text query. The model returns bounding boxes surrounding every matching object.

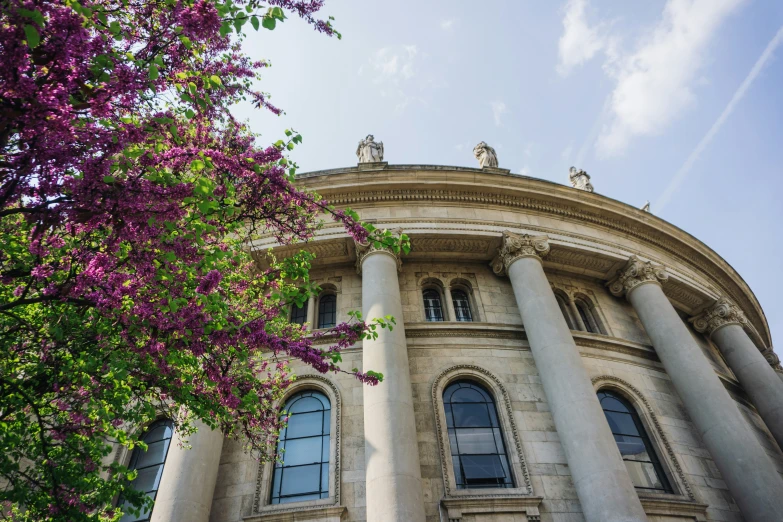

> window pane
[600,395,630,413]
[280,464,321,497]
[624,460,665,490]
[604,410,640,436]
[452,290,473,322]
[143,424,172,443]
[288,396,325,414]
[279,493,320,504]
[321,464,328,493]
[281,437,322,466]
[134,440,170,470]
[448,430,458,455]
[455,428,497,454]
[452,403,491,428]
[131,465,163,494]
[290,302,308,325]
[461,455,507,484]
[614,434,649,461]
[285,412,323,439]
[450,387,488,403]
[317,295,336,329]
[119,492,154,522]
[423,290,444,322]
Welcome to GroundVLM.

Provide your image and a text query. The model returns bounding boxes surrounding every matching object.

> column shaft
[151,420,223,522]
[361,251,425,522]
[711,324,783,450]
[443,286,457,322]
[626,283,783,521]
[507,256,648,522]
[305,295,316,331]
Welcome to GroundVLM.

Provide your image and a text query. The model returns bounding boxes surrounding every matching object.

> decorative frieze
[608,256,669,298]
[354,239,401,274]
[489,232,550,276]
[410,237,491,254]
[690,297,748,337]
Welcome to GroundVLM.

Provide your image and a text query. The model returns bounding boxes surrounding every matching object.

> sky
[235,0,783,350]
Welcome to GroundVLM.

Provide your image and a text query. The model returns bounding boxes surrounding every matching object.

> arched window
[423,289,444,322]
[119,419,174,522]
[598,390,672,493]
[444,381,514,489]
[554,293,575,330]
[290,301,308,326]
[270,391,331,504]
[317,294,336,329]
[575,299,603,334]
[451,289,473,322]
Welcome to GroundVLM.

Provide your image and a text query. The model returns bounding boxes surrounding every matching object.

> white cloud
[491,101,507,126]
[656,25,783,212]
[561,143,574,162]
[519,166,532,176]
[364,45,424,111]
[441,19,455,30]
[596,0,745,157]
[557,0,606,76]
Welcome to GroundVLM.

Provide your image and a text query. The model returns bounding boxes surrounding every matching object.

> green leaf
[190,159,205,171]
[23,24,40,48]
[251,15,260,30]
[148,64,159,80]
[103,176,115,183]
[210,75,222,87]
[219,21,231,37]
[270,7,285,20]
[261,16,276,30]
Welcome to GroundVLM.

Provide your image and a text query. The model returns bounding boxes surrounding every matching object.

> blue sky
[236,0,783,349]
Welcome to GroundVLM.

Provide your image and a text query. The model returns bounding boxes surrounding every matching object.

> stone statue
[356,134,384,163]
[473,141,498,168]
[641,201,651,212]
[568,166,594,192]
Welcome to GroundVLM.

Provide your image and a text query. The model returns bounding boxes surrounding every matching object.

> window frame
[253,377,342,515]
[432,365,532,499]
[450,288,474,323]
[316,293,337,329]
[422,287,446,322]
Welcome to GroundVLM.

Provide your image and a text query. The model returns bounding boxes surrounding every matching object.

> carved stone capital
[607,255,668,298]
[690,297,748,337]
[354,240,402,274]
[762,349,781,370]
[489,231,550,276]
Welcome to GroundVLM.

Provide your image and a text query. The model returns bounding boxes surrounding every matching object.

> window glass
[443,381,514,489]
[290,301,308,325]
[423,289,444,322]
[555,294,575,329]
[271,391,331,504]
[452,289,473,322]
[317,294,336,329]
[119,419,173,522]
[598,391,672,493]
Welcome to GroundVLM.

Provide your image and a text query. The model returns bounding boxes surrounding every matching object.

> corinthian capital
[690,297,748,337]
[354,238,402,274]
[607,255,669,297]
[490,231,550,276]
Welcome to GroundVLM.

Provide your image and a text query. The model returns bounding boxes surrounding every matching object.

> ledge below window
[640,497,709,521]
[244,505,346,522]
[441,496,543,522]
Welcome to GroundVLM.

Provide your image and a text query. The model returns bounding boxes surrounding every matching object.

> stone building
[123,161,783,522]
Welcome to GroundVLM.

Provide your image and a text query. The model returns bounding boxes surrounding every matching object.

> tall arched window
[423,289,444,322]
[270,391,331,504]
[290,301,308,326]
[451,289,473,322]
[598,390,672,493]
[575,298,604,334]
[554,293,575,330]
[119,419,174,522]
[444,381,514,489]
[317,294,336,329]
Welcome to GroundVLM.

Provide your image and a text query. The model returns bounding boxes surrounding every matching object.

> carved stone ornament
[690,297,748,337]
[568,166,594,192]
[607,255,668,297]
[473,141,498,168]
[763,349,782,370]
[490,231,550,276]
[356,134,384,163]
[641,201,651,212]
[354,239,401,274]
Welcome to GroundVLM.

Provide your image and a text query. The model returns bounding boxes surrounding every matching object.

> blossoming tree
[0,0,406,519]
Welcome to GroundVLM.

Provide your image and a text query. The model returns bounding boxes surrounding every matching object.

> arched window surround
[421,278,447,322]
[448,278,481,323]
[591,376,697,503]
[573,293,608,335]
[253,376,342,516]
[432,365,533,498]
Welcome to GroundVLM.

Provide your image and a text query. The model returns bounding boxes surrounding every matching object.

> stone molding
[690,297,748,337]
[489,231,550,276]
[591,376,697,502]
[431,365,533,497]
[440,496,543,522]
[353,239,401,274]
[252,375,342,516]
[608,255,669,298]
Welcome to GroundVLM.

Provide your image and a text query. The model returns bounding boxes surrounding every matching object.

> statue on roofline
[473,141,498,168]
[568,166,594,192]
[356,134,384,163]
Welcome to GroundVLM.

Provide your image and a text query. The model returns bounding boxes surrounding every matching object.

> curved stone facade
[199,165,783,522]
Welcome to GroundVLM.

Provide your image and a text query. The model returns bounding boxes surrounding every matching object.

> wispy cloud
[557,0,606,76]
[364,45,422,111]
[656,25,783,212]
[440,19,455,30]
[491,101,507,126]
[519,166,531,176]
[596,0,745,157]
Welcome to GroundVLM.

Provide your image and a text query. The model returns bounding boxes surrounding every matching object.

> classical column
[491,232,647,522]
[691,298,783,450]
[151,420,223,522]
[356,241,425,522]
[443,285,457,322]
[305,295,316,330]
[609,257,783,522]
